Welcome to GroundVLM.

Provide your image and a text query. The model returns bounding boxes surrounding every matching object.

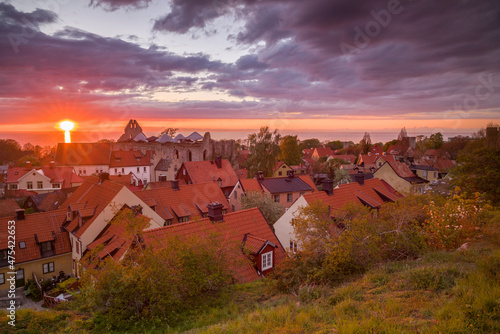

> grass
[2,215,499,333]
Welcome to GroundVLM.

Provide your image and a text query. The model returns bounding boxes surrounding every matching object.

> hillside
[2,211,499,333]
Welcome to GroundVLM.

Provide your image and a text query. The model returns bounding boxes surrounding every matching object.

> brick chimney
[171,179,180,191]
[49,161,55,169]
[26,161,32,168]
[98,172,110,184]
[214,156,222,169]
[16,209,25,221]
[322,178,333,196]
[207,202,224,222]
[256,171,264,180]
[355,171,365,185]
[286,170,294,178]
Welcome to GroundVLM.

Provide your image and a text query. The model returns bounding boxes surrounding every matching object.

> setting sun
[60,120,75,131]
[59,120,75,143]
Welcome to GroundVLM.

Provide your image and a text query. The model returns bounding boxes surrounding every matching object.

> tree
[299,138,320,150]
[397,127,410,151]
[97,139,116,143]
[331,167,351,187]
[79,210,236,326]
[425,132,444,150]
[279,135,302,165]
[359,132,372,154]
[383,139,398,152]
[452,129,500,204]
[325,140,343,151]
[160,127,179,137]
[246,127,281,177]
[241,191,285,227]
[16,155,41,167]
[0,139,22,164]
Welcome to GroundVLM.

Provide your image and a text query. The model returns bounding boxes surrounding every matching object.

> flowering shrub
[424,189,491,250]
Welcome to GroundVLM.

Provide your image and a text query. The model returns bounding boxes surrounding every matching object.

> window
[40,241,53,257]
[144,167,146,172]
[300,192,305,196]
[423,170,427,178]
[274,194,280,203]
[0,273,4,285]
[434,172,437,178]
[165,219,172,226]
[83,169,86,174]
[76,242,79,254]
[52,183,60,189]
[261,252,273,271]
[43,262,55,274]
[114,168,118,174]
[279,171,282,176]
[37,181,43,189]
[9,184,17,190]
[234,191,237,200]
[232,205,235,212]
[122,168,125,173]
[289,240,298,253]
[16,269,24,280]
[19,241,26,249]
[96,169,99,174]
[179,216,189,223]
[287,193,293,202]
[27,181,33,189]
[137,167,140,172]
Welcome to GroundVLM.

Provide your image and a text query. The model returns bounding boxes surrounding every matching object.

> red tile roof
[297,175,318,192]
[0,209,71,265]
[385,161,417,178]
[303,178,402,211]
[0,199,20,218]
[6,165,84,188]
[143,207,287,283]
[302,148,314,157]
[61,178,125,238]
[240,179,264,193]
[55,143,112,166]
[180,159,239,188]
[109,150,152,167]
[313,146,335,158]
[134,182,230,223]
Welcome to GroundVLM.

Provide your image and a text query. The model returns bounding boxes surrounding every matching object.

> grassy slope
[2,217,499,334]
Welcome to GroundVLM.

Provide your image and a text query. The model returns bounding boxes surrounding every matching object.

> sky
[1,0,499,145]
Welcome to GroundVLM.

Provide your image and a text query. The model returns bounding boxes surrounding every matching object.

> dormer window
[261,251,273,271]
[9,184,17,190]
[52,183,61,189]
[67,211,73,221]
[40,241,54,257]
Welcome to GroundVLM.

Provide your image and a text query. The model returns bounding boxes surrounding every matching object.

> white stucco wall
[273,195,309,253]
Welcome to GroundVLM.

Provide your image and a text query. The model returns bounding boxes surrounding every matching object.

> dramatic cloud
[0,1,499,131]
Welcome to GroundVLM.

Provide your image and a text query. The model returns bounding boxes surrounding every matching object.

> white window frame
[27,181,33,189]
[287,193,293,202]
[261,251,273,271]
[274,194,280,203]
[43,262,55,274]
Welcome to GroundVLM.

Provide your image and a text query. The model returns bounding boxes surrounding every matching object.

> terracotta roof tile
[0,199,20,218]
[0,209,71,265]
[61,179,124,238]
[143,207,286,283]
[181,159,239,188]
[55,143,112,166]
[135,182,230,223]
[240,179,263,193]
[303,178,402,211]
[109,150,152,167]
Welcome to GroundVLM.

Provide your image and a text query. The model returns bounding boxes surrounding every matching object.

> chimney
[16,209,25,221]
[256,171,265,180]
[322,178,334,196]
[286,170,294,178]
[214,156,222,169]
[355,171,365,185]
[207,202,224,222]
[26,161,32,168]
[49,161,55,169]
[99,172,110,184]
[171,179,180,191]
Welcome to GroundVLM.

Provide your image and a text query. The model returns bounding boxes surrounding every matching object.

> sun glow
[59,120,75,143]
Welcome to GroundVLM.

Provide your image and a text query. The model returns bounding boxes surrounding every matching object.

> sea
[0,129,477,147]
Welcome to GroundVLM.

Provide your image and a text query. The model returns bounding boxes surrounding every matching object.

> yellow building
[0,209,72,291]
[373,161,428,196]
